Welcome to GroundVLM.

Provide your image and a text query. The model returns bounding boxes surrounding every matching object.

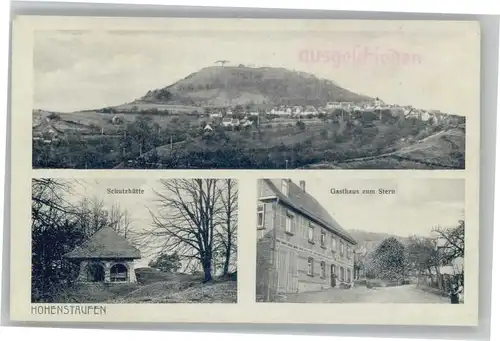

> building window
[281,180,289,196]
[331,264,336,277]
[285,213,293,234]
[308,224,314,242]
[320,231,326,247]
[340,267,345,282]
[347,269,351,283]
[110,264,128,282]
[340,241,345,257]
[332,237,337,252]
[257,204,265,228]
[307,258,314,276]
[347,246,351,259]
[320,262,326,278]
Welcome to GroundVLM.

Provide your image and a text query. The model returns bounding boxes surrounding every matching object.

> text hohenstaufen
[31,304,107,315]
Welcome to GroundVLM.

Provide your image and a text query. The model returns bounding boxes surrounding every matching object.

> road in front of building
[282,284,451,303]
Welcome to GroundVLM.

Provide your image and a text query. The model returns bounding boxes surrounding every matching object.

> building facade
[256,179,357,298]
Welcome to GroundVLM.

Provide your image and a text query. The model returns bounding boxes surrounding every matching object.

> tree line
[354,220,465,282]
[31,179,133,302]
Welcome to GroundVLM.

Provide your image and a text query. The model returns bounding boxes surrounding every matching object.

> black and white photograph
[31,178,238,304]
[10,16,481,326]
[256,178,465,303]
[31,19,474,170]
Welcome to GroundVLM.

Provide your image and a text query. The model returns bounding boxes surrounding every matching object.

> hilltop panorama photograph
[256,178,465,303]
[32,25,474,170]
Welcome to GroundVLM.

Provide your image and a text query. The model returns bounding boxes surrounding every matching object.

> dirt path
[283,284,450,303]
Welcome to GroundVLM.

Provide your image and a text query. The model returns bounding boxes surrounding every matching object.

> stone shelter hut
[65,227,141,284]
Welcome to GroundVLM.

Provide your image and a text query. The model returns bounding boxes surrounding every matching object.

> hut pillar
[128,261,137,283]
[103,261,112,283]
[77,260,88,282]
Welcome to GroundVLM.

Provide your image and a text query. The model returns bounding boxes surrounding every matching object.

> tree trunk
[202,254,213,283]
[223,243,230,276]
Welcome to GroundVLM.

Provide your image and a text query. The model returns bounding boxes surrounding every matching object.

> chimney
[299,180,306,192]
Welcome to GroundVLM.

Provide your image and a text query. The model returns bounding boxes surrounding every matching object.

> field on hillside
[32,106,465,170]
[34,110,189,133]
[126,120,463,170]
[52,268,237,304]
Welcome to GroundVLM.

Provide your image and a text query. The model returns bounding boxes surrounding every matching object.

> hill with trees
[133,65,372,107]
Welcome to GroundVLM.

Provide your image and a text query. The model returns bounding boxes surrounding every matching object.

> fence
[417,273,464,296]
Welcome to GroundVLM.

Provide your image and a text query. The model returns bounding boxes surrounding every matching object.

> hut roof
[64,227,141,260]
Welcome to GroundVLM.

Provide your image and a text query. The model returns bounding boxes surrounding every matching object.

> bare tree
[31,179,84,302]
[215,179,238,276]
[145,179,227,282]
[32,179,77,223]
[109,202,132,238]
[75,197,109,237]
[406,235,440,276]
[433,220,465,263]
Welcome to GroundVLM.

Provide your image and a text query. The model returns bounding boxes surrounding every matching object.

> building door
[276,248,298,293]
[330,264,336,287]
[276,247,287,293]
[290,250,299,293]
[86,263,105,282]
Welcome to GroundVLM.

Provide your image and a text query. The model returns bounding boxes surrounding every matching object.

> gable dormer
[281,179,289,197]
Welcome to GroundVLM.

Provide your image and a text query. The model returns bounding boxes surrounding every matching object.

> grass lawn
[54,268,237,304]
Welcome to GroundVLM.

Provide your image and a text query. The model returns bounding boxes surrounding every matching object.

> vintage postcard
[9,16,480,326]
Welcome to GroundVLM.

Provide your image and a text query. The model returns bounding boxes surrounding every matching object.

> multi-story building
[256,179,357,298]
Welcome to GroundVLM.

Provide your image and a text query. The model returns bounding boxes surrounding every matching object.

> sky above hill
[34,20,479,115]
[285,176,464,238]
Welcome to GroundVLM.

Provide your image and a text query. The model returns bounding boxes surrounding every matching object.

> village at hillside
[196,98,462,133]
[32,93,466,170]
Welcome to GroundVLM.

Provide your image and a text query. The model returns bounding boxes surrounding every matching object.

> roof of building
[263,179,357,245]
[64,227,141,260]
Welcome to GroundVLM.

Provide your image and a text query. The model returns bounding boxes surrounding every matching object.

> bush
[354,279,367,286]
[47,113,60,120]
